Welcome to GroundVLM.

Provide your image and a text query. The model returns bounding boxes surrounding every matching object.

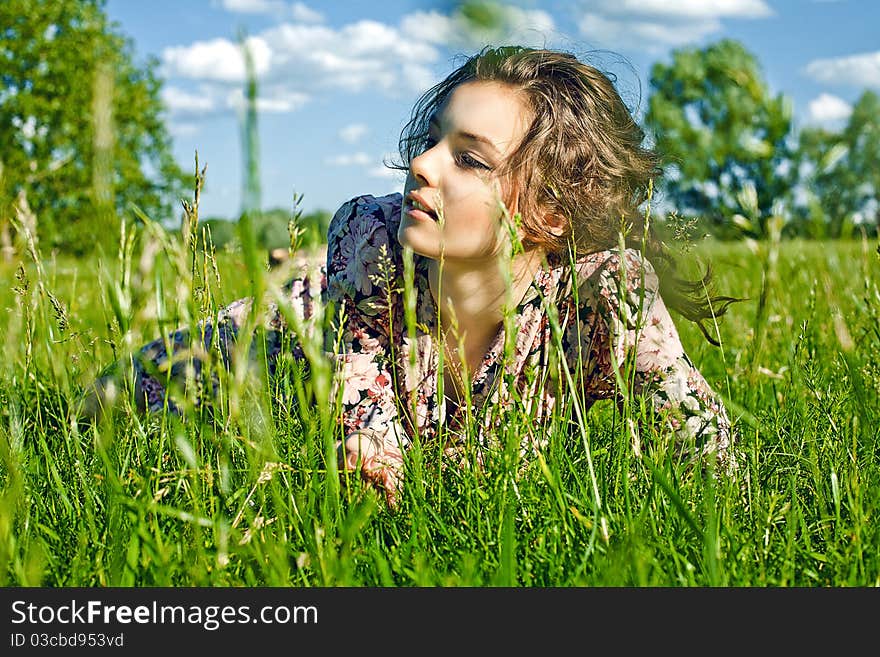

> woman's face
[398,81,532,263]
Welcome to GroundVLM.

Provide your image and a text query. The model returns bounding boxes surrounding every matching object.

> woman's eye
[420,134,490,171]
[455,152,491,171]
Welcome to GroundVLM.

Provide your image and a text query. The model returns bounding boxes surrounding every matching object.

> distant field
[0,233,877,586]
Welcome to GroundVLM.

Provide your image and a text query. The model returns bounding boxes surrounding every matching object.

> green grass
[0,223,878,587]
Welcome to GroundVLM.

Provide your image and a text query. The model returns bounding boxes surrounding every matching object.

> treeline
[1,2,877,258]
[200,207,331,253]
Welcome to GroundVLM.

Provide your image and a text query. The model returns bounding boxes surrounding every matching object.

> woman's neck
[427,249,544,374]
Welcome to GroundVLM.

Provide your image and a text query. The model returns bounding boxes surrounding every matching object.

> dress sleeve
[128,297,251,414]
[126,270,317,414]
[324,195,407,448]
[573,249,736,472]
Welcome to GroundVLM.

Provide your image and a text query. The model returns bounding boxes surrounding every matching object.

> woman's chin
[398,223,439,260]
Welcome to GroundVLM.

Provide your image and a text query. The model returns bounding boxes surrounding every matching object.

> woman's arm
[324,195,409,504]
[83,193,409,503]
[80,294,265,422]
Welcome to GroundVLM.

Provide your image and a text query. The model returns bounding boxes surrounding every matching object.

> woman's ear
[543,211,567,237]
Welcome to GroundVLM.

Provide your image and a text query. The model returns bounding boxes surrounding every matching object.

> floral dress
[130,193,736,471]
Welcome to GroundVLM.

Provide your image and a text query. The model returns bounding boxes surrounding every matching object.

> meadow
[0,207,878,587]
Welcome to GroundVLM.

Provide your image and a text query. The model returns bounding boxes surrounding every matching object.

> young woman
[86,46,740,505]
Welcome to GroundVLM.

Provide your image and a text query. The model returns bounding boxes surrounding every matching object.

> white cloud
[163,36,271,82]
[399,6,556,50]
[226,86,310,113]
[161,6,561,122]
[219,0,282,13]
[401,63,440,94]
[369,164,405,181]
[369,153,405,180]
[579,13,721,51]
[323,151,404,179]
[598,0,772,20]
[161,18,438,121]
[162,86,216,115]
[807,93,853,123]
[577,0,772,52]
[290,2,322,23]
[168,121,201,138]
[254,20,440,94]
[218,0,322,22]
[399,10,454,45]
[805,51,880,88]
[325,152,372,167]
[339,123,368,143]
[163,80,309,119]
[341,21,400,56]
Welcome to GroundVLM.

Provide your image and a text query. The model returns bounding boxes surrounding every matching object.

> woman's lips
[405,206,436,222]
[405,192,438,220]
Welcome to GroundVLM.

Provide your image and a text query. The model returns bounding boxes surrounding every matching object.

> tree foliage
[0,0,186,255]
[201,208,331,252]
[645,39,793,238]
[794,90,880,238]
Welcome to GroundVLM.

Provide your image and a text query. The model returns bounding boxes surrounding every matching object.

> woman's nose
[409,147,437,188]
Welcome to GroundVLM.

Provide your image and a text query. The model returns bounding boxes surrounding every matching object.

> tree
[793,90,880,238]
[645,39,793,238]
[0,0,186,255]
[845,91,880,236]
[793,125,854,238]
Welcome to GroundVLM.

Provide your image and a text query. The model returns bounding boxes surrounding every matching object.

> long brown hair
[393,46,739,344]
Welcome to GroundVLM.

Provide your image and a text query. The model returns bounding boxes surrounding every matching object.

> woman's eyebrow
[428,115,502,155]
[459,130,502,155]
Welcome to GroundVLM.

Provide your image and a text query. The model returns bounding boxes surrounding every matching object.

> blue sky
[104,0,880,221]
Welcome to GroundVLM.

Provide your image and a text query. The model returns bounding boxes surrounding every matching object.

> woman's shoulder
[327,192,402,242]
[325,192,404,299]
[569,247,660,299]
[575,247,657,277]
